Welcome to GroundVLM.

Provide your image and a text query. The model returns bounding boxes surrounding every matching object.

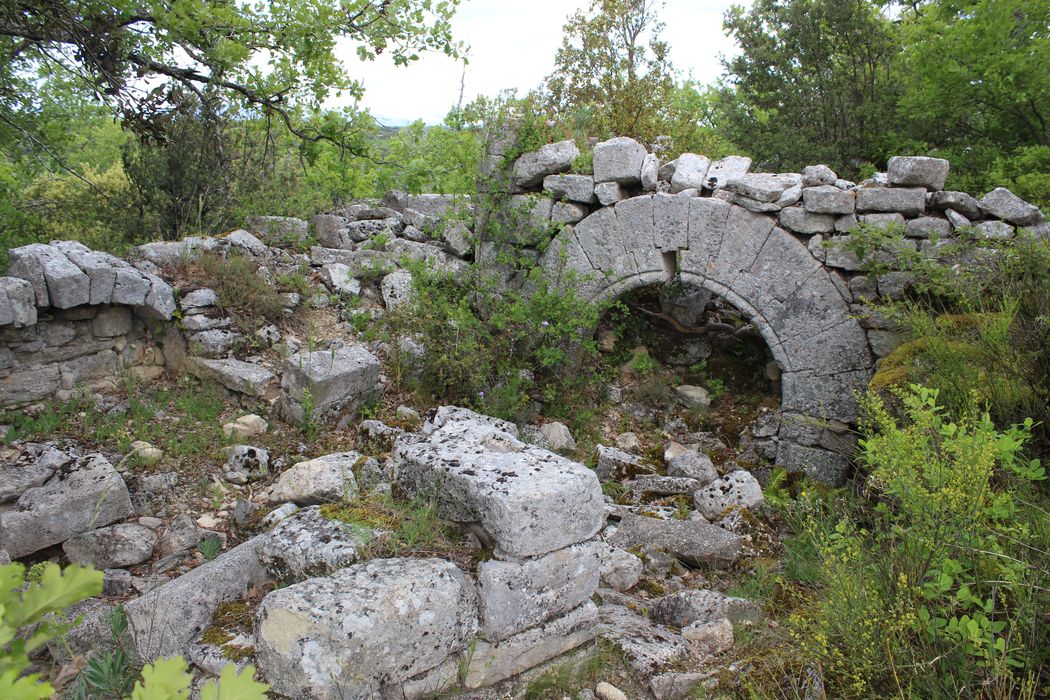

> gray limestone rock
[281,344,381,423]
[706,156,752,190]
[859,212,906,231]
[595,444,652,481]
[552,201,589,225]
[594,181,627,206]
[381,269,415,309]
[158,513,200,556]
[641,153,660,191]
[313,214,354,249]
[270,452,360,505]
[652,589,758,628]
[125,536,269,661]
[725,173,800,203]
[930,190,981,219]
[189,329,242,357]
[667,451,718,485]
[513,140,580,189]
[608,513,741,566]
[856,187,927,216]
[9,243,90,309]
[259,505,369,582]
[780,206,836,234]
[543,174,597,204]
[346,217,406,242]
[887,156,950,191]
[538,421,577,453]
[675,384,710,408]
[224,229,269,258]
[671,153,711,193]
[597,604,692,676]
[187,357,275,397]
[596,542,643,591]
[905,216,952,239]
[801,164,838,187]
[180,287,218,311]
[802,185,855,215]
[476,540,601,641]
[980,187,1043,226]
[0,277,37,327]
[0,454,132,558]
[393,408,604,558]
[972,220,1015,239]
[255,558,478,699]
[319,263,361,296]
[464,602,598,689]
[246,216,309,246]
[593,137,647,185]
[91,307,133,337]
[63,523,157,569]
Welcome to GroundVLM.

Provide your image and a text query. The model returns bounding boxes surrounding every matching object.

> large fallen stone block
[980,187,1044,227]
[513,140,579,189]
[187,357,275,397]
[608,513,742,566]
[856,187,927,217]
[259,506,369,583]
[63,522,157,569]
[125,536,269,661]
[477,540,601,641]
[887,156,950,191]
[0,454,132,558]
[392,408,605,558]
[255,558,478,700]
[51,241,117,305]
[281,344,381,424]
[464,602,599,689]
[8,243,90,309]
[269,452,360,505]
[597,604,692,677]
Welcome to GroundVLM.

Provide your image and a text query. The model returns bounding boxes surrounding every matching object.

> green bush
[760,386,1048,699]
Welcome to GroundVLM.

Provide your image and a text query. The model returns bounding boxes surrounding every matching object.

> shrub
[765,386,1048,698]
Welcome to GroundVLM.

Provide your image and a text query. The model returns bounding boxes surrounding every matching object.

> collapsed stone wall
[0,242,177,408]
[481,133,1048,483]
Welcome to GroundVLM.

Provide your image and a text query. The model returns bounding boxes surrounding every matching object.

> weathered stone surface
[650,671,717,700]
[538,421,577,453]
[641,153,660,191]
[859,212,906,231]
[513,140,579,189]
[47,599,117,663]
[780,206,836,234]
[180,287,218,310]
[281,344,381,423]
[671,153,711,193]
[187,357,275,397]
[802,164,837,187]
[51,241,117,305]
[393,407,604,558]
[543,174,596,204]
[63,523,157,568]
[596,542,643,592]
[0,277,37,327]
[802,185,855,215]
[312,214,354,249]
[887,156,950,191]
[158,513,200,556]
[0,445,65,504]
[608,513,742,566]
[90,306,132,337]
[675,384,710,408]
[706,156,752,190]
[11,243,91,308]
[255,558,478,699]
[597,604,692,676]
[593,137,647,185]
[595,444,652,481]
[725,173,799,203]
[980,187,1043,226]
[929,190,981,218]
[972,220,1015,239]
[381,269,414,309]
[0,365,60,406]
[319,263,361,296]
[125,536,268,661]
[594,181,627,206]
[776,441,853,484]
[552,201,589,225]
[259,506,368,582]
[625,475,702,500]
[0,454,132,558]
[270,452,360,505]
[652,589,758,628]
[905,216,952,239]
[477,540,600,641]
[667,451,718,485]
[464,602,598,689]
[856,187,926,216]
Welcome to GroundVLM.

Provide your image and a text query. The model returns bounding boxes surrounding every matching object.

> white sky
[334,0,746,125]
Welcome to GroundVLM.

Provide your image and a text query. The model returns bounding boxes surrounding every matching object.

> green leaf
[199,664,270,700]
[8,564,102,629]
[131,657,192,700]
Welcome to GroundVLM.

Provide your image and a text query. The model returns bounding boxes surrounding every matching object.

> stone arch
[540,193,874,483]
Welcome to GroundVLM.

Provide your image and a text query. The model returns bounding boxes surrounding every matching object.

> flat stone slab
[124,535,268,661]
[608,513,742,566]
[392,407,605,558]
[0,454,132,558]
[259,506,370,583]
[598,604,692,677]
[255,558,478,699]
[187,357,275,396]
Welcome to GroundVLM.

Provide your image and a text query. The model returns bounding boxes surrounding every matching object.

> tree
[542,0,676,144]
[0,0,462,149]
[893,0,1050,200]
[720,0,900,176]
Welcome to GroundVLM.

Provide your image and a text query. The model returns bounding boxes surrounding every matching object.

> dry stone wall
[0,241,177,408]
[487,135,1049,483]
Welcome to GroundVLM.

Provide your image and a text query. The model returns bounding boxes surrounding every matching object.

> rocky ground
[0,196,791,699]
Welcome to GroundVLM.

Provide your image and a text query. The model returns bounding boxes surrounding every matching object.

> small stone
[615,432,639,452]
[594,181,626,206]
[681,617,734,654]
[667,451,718,485]
[539,422,577,454]
[694,470,764,519]
[222,414,268,440]
[270,452,360,505]
[801,164,837,187]
[674,385,710,409]
[595,682,628,700]
[395,405,421,423]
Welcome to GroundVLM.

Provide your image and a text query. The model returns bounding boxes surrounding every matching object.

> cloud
[331,0,745,125]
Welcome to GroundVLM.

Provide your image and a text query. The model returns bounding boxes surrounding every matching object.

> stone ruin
[0,131,1046,697]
